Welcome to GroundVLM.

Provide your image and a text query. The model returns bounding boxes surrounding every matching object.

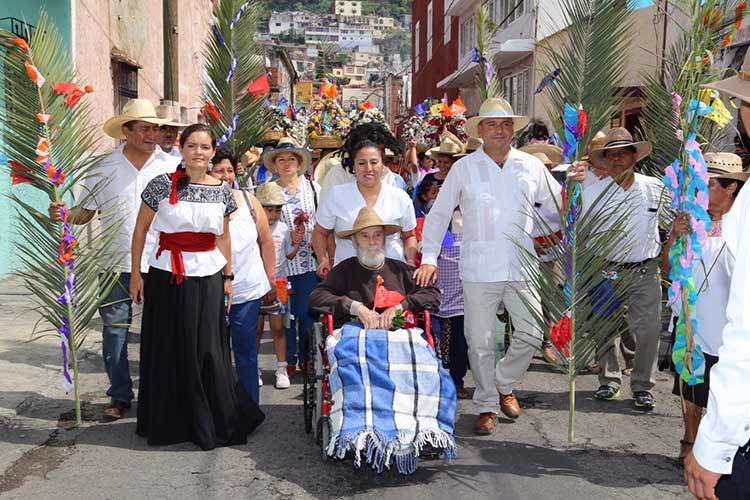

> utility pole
[163,0,179,105]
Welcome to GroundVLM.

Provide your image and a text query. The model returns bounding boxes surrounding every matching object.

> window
[498,0,525,28]
[444,0,452,44]
[426,2,433,61]
[414,20,420,72]
[502,70,528,115]
[112,59,138,116]
[459,16,475,58]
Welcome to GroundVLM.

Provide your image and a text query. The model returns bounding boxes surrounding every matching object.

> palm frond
[539,0,633,154]
[639,0,744,177]
[0,11,123,425]
[202,0,269,158]
[473,5,503,101]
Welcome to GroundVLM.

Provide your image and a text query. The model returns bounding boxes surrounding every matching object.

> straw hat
[240,147,262,169]
[531,152,553,168]
[704,49,750,102]
[103,99,170,139]
[519,143,563,165]
[254,181,289,206]
[155,104,189,128]
[336,207,401,238]
[465,137,483,152]
[465,97,530,138]
[704,152,750,182]
[588,128,652,164]
[262,137,312,175]
[427,134,464,159]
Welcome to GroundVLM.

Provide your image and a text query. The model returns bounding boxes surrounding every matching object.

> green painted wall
[0,2,71,277]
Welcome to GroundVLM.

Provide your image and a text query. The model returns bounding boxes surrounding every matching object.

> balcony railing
[0,17,35,40]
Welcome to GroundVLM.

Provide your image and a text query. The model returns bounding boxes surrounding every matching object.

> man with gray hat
[583,127,667,411]
[155,103,189,159]
[47,98,179,420]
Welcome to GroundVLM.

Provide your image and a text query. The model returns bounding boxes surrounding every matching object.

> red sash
[156,232,216,284]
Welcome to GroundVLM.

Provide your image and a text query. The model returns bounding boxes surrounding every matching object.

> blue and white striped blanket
[326,323,457,474]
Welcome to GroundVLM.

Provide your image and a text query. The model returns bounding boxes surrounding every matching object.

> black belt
[605,258,656,270]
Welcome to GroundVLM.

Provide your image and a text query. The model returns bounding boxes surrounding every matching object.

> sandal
[678,439,694,466]
[456,387,470,400]
[622,367,633,376]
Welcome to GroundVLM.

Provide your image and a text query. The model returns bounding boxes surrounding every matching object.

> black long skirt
[136,268,264,450]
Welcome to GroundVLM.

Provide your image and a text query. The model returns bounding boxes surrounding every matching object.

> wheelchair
[302,311,435,457]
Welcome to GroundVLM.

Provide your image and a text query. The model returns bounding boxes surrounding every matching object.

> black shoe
[593,385,620,401]
[633,391,655,411]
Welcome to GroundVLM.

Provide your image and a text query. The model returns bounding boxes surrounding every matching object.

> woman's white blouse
[229,194,271,304]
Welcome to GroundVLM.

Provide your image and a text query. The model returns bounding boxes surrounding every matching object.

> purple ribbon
[212,24,225,47]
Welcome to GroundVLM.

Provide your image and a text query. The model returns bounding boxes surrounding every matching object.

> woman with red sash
[130,123,264,450]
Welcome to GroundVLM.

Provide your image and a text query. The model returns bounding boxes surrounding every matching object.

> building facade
[411,0,460,105]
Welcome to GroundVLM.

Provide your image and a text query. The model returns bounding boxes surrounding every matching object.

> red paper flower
[548,315,571,356]
[202,101,220,122]
[9,160,33,185]
[293,210,309,226]
[11,37,28,51]
[373,275,405,309]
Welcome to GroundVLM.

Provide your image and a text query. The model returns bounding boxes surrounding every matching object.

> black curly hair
[339,122,401,174]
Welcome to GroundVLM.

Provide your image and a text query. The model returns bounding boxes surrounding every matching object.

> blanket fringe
[329,428,457,475]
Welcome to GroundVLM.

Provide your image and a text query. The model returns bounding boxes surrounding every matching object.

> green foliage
[539,0,633,158]
[203,0,269,158]
[0,12,122,425]
[473,4,502,101]
[639,0,740,177]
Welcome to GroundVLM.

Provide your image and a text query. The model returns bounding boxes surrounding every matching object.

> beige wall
[73,0,211,150]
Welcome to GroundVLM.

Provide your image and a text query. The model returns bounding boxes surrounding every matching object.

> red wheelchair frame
[303,311,434,456]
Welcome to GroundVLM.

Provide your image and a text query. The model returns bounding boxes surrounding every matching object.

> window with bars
[112,60,138,115]
[502,70,528,115]
[427,1,433,61]
[414,21,420,72]
[498,0,525,28]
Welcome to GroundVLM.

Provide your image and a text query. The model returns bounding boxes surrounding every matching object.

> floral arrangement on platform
[307,95,350,139]
[267,97,308,146]
[401,102,469,149]
[348,101,388,130]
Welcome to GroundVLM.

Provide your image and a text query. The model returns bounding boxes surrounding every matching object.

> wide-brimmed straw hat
[336,207,401,238]
[531,152,553,168]
[465,97,530,138]
[103,99,170,139]
[588,128,652,164]
[704,49,750,102]
[427,133,464,159]
[254,181,289,206]
[704,152,750,182]
[155,104,189,128]
[520,143,563,165]
[262,137,312,175]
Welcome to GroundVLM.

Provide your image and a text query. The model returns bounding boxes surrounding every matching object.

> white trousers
[463,280,543,414]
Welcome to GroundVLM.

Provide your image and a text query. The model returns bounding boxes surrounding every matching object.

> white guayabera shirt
[81,144,180,273]
[421,146,562,283]
[693,184,750,474]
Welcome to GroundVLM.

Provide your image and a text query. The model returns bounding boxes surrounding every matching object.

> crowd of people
[45,70,750,494]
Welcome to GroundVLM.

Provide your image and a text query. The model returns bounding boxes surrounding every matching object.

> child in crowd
[414,179,440,218]
[254,182,299,390]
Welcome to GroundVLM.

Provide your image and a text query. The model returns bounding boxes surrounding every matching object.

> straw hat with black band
[336,207,401,239]
[155,104,189,128]
[103,99,170,139]
[465,97,530,138]
[704,152,750,182]
[588,127,652,164]
[519,143,564,166]
[262,137,312,175]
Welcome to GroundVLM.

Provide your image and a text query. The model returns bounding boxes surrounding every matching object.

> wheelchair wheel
[303,324,318,434]
[317,415,332,459]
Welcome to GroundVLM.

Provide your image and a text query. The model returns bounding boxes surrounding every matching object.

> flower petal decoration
[24,61,45,87]
[11,37,29,51]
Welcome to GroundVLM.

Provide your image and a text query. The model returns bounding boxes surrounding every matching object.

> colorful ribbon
[217,113,239,147]
[662,98,712,386]
[55,206,75,393]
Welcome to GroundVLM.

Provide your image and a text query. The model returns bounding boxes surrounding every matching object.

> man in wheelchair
[308,207,440,329]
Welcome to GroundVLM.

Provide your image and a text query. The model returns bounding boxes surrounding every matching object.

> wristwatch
[222,273,235,281]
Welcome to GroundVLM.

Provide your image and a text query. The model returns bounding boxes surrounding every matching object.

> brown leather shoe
[473,412,497,435]
[499,392,521,419]
[102,400,131,421]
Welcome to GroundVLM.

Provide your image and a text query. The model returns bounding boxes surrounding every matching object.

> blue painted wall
[0,2,71,277]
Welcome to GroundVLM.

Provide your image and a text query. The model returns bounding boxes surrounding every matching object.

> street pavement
[0,276,692,499]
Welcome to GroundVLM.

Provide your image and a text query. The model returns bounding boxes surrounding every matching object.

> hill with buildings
[257,0,410,23]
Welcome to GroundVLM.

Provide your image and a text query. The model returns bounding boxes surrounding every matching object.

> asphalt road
[0,323,691,500]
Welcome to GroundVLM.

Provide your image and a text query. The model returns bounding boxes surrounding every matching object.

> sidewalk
[0,275,112,483]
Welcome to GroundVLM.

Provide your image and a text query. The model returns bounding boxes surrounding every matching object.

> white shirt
[421,146,561,282]
[229,194,270,304]
[315,181,416,266]
[164,147,182,160]
[580,173,669,263]
[532,203,562,264]
[319,159,396,202]
[670,228,732,356]
[693,185,750,474]
[270,220,294,278]
[141,175,236,277]
[82,145,179,273]
[277,177,320,276]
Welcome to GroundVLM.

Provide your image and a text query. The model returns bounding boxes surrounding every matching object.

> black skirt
[672,353,719,409]
[136,268,264,450]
